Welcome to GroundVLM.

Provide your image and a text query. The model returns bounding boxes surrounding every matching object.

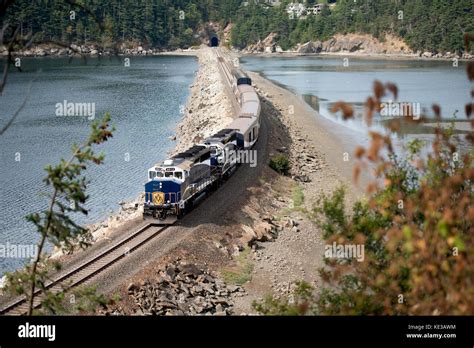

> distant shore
[240,50,474,62]
[4,43,473,62]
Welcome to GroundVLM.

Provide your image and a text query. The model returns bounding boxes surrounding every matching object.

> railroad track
[0,223,169,315]
[215,48,233,86]
[214,48,241,115]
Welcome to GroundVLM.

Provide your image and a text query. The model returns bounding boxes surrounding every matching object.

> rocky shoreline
[4,32,473,61]
[0,43,186,57]
[239,32,474,61]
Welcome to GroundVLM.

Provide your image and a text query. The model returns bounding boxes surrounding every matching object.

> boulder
[313,41,323,52]
[127,283,137,294]
[265,46,275,54]
[253,221,274,241]
[239,224,257,246]
[297,41,321,54]
[36,48,46,56]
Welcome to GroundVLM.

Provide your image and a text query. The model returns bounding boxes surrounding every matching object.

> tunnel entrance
[210,36,219,47]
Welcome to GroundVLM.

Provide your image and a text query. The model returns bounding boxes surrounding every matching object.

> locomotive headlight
[167,200,170,204]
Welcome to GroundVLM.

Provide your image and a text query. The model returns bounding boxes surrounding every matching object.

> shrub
[269,154,290,175]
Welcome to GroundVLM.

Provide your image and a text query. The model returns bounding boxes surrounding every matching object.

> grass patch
[276,183,307,218]
[221,248,254,286]
[292,184,305,208]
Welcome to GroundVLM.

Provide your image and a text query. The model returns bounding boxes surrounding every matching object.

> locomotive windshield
[210,146,221,156]
[149,168,183,180]
[149,171,164,179]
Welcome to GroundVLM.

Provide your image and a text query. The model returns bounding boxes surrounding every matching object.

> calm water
[0,56,197,275]
[241,56,472,137]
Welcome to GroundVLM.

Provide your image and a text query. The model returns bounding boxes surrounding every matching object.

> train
[143,50,261,223]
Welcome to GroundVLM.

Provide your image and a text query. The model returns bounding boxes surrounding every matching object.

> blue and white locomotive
[143,53,261,223]
[144,145,216,221]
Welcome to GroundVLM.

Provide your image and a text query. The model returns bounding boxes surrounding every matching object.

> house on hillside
[286,2,327,18]
[307,3,325,15]
[286,2,307,18]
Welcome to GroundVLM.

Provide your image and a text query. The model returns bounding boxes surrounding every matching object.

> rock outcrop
[241,32,473,59]
[244,32,280,53]
[295,33,412,55]
[105,260,245,315]
[222,22,233,44]
[297,41,323,54]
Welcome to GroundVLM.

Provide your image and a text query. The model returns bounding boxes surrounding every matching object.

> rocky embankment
[105,260,245,315]
[171,48,234,154]
[242,32,474,60]
[253,84,326,184]
[0,43,168,57]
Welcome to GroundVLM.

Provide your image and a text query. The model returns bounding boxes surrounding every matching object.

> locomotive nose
[152,191,165,205]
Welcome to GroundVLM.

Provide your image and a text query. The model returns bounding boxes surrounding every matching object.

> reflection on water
[302,94,320,113]
[242,55,472,152]
[242,55,471,120]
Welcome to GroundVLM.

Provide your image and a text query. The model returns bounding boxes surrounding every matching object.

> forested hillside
[2,0,473,53]
[3,0,241,49]
[231,0,474,53]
